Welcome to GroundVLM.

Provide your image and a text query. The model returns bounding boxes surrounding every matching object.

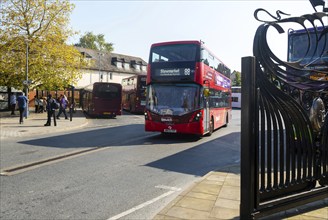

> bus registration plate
[164,129,177,133]
[103,112,111,115]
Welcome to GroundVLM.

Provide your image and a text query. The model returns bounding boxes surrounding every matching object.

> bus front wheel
[206,118,214,136]
[223,113,229,127]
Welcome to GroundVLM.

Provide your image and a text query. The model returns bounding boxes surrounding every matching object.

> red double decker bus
[122,74,147,113]
[81,82,122,118]
[144,40,232,136]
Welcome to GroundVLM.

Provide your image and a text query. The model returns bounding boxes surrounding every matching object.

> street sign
[22,80,32,85]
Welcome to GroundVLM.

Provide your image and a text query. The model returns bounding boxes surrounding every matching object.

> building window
[110,72,113,80]
[124,63,130,70]
[116,62,122,69]
[134,64,140,70]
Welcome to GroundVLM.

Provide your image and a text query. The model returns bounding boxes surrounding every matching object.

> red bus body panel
[145,120,203,134]
[92,97,122,116]
[145,109,205,135]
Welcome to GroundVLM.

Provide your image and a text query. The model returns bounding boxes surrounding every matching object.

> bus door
[203,89,210,133]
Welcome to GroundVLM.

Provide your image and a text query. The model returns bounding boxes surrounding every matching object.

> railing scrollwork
[241,2,327,218]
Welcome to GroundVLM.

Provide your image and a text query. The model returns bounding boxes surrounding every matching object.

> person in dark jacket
[16,92,28,124]
[44,94,57,126]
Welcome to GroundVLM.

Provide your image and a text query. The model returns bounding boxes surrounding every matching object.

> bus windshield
[150,44,198,63]
[147,83,201,115]
[94,84,120,98]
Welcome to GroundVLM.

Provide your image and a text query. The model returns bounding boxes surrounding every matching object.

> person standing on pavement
[34,95,40,113]
[16,92,28,124]
[42,97,47,112]
[56,94,68,120]
[10,93,17,115]
[44,94,57,126]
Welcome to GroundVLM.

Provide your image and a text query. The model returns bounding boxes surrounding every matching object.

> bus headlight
[145,111,152,120]
[192,112,202,122]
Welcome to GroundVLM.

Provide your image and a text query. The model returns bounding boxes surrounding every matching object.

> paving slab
[153,165,328,220]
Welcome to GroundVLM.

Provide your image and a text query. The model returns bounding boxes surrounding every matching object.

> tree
[74,32,114,53]
[232,70,241,86]
[0,0,88,91]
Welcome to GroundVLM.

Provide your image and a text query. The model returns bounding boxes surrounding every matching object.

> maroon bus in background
[81,82,122,118]
[122,75,147,113]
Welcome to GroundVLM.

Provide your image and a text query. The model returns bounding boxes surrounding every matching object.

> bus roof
[150,40,201,48]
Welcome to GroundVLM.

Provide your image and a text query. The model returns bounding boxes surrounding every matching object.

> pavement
[0,109,327,219]
[0,108,88,139]
[153,166,328,220]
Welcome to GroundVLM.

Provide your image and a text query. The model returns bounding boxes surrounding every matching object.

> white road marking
[107,186,181,220]
[155,185,181,191]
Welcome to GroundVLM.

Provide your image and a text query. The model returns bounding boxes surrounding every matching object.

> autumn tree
[0,0,88,91]
[74,32,114,53]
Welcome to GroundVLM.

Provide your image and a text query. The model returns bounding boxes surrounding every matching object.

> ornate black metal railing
[240,6,327,219]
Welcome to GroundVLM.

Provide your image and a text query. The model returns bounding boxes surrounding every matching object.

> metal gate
[240,7,328,219]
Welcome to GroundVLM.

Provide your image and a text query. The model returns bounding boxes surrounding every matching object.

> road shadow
[147,133,201,142]
[145,132,240,176]
[18,125,240,176]
[18,124,207,148]
[122,110,145,115]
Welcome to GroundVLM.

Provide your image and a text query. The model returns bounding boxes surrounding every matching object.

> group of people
[34,96,47,113]
[9,93,70,126]
[44,94,69,126]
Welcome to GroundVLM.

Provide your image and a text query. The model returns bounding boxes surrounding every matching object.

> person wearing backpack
[44,94,58,126]
[16,92,28,124]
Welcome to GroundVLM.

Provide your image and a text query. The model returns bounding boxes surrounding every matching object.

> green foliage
[0,0,88,91]
[74,32,114,53]
[232,70,241,86]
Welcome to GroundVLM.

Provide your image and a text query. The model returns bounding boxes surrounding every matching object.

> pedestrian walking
[44,94,58,126]
[34,95,40,113]
[56,94,68,120]
[16,92,28,124]
[9,93,17,115]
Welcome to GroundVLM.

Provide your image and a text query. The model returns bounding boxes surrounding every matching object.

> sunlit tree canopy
[0,0,88,90]
[74,32,114,53]
[232,71,241,86]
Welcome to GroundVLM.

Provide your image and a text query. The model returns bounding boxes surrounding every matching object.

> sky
[68,0,327,72]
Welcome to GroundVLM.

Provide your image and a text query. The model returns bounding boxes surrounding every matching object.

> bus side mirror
[203,89,210,97]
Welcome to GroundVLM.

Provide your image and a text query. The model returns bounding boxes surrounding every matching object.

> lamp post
[24,37,31,118]
[98,52,103,82]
